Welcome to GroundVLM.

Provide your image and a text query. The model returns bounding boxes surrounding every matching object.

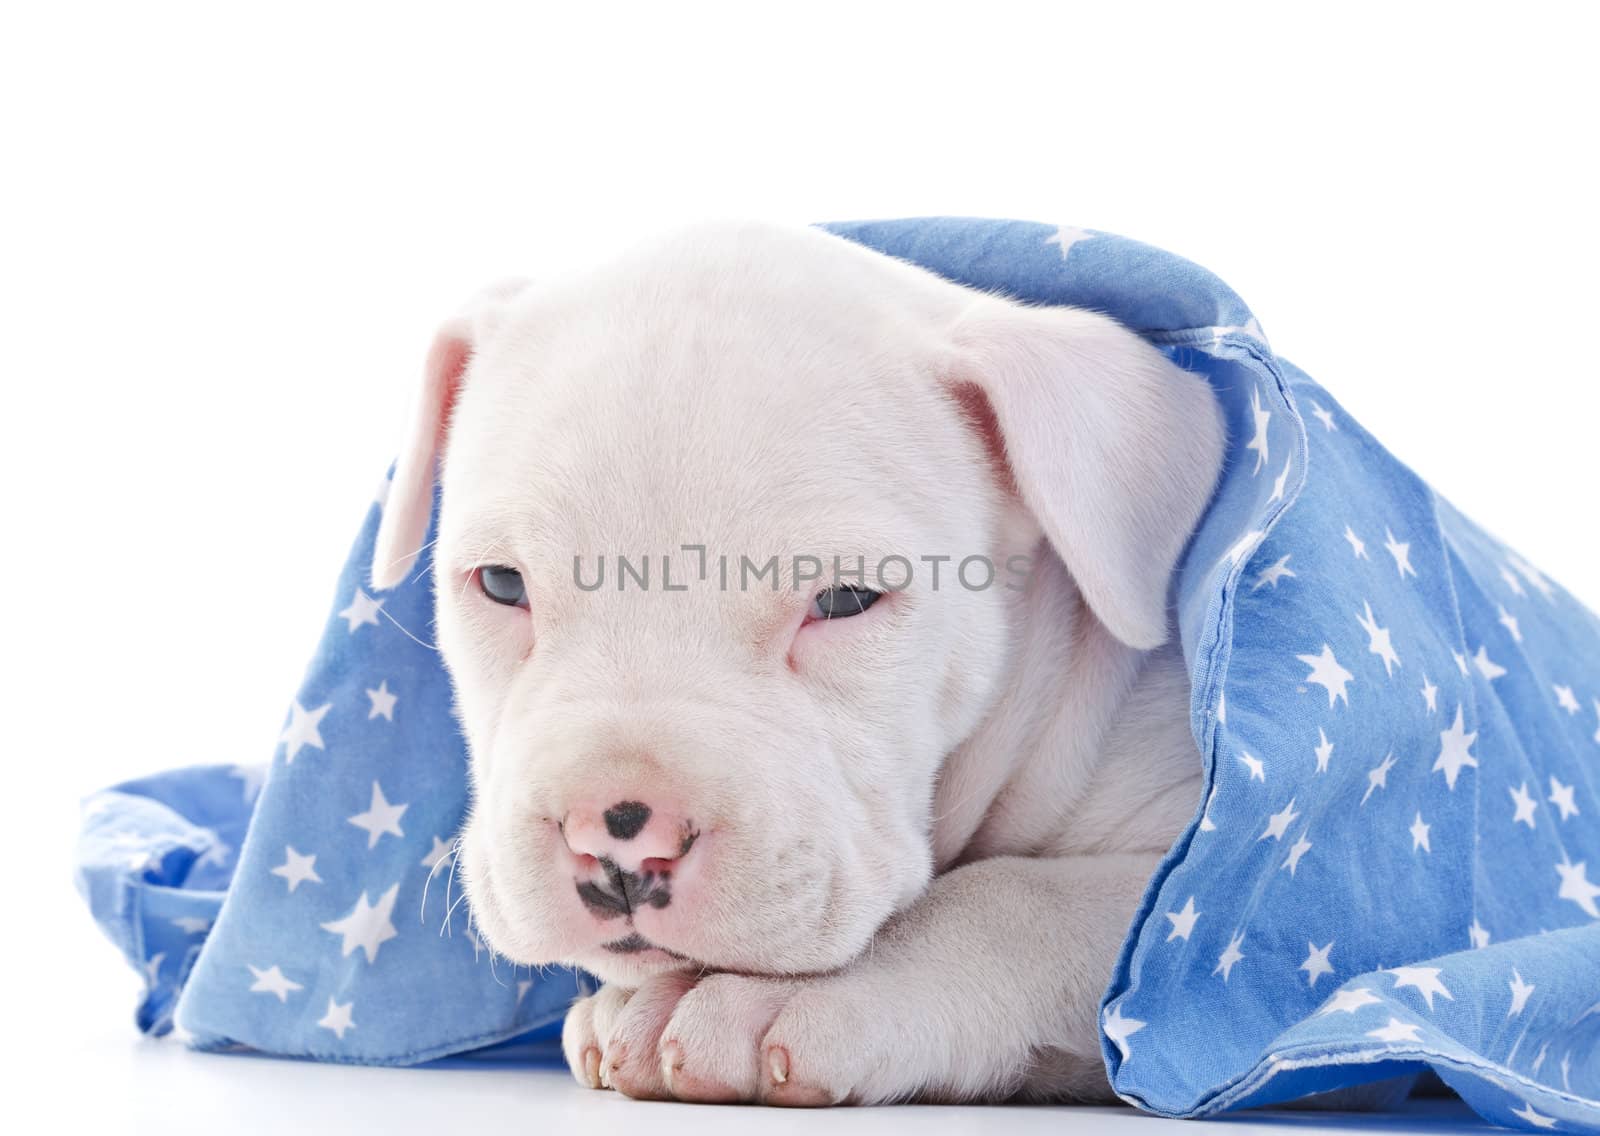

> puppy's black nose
[603,800,652,840]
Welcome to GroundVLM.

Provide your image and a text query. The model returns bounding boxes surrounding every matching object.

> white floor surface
[43,1000,1491,1136]
[8,893,1493,1136]
[69,1034,1496,1136]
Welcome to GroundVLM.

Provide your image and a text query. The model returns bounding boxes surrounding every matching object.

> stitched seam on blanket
[1093,336,1248,1070]
[1196,1040,1600,1117]
[1219,344,1317,926]
[1198,1045,1422,1116]
[1097,326,1312,1108]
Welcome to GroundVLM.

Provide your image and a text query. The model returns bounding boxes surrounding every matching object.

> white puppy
[370,221,1226,1105]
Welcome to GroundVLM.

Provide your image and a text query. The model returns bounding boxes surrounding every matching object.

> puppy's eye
[478,565,528,607]
[808,584,881,620]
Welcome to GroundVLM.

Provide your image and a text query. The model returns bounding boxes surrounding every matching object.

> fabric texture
[75,218,1598,1129]
[74,480,587,1065]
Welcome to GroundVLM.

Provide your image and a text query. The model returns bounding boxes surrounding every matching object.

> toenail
[768,1045,790,1085]
[660,1040,684,1082]
[603,1044,626,1088]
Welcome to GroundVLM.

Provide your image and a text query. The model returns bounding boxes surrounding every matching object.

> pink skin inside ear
[370,332,472,590]
[945,381,1018,500]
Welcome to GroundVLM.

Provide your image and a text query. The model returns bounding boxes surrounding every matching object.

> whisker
[439,839,464,937]
[373,536,439,581]
[380,606,440,652]
[444,834,461,904]
[458,536,507,609]
[418,833,458,924]
[402,540,440,589]
[442,886,471,933]
[483,923,508,987]
[370,532,512,653]
[375,569,439,652]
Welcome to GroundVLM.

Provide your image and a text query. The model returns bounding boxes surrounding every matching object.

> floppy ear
[370,279,529,591]
[947,300,1226,650]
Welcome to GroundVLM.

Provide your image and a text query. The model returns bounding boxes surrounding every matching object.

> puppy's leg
[664,852,1162,1105]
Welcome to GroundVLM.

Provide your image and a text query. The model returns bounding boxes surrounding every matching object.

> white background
[3,3,1594,1132]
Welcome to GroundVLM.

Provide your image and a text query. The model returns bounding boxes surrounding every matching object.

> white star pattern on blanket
[1318,987,1380,1015]
[1433,708,1478,790]
[247,964,303,1003]
[1367,1017,1423,1043]
[365,680,398,721]
[1313,728,1334,773]
[1300,942,1335,987]
[1356,600,1402,677]
[318,997,356,1040]
[270,846,322,892]
[337,589,384,632]
[1282,832,1313,876]
[1246,387,1271,475]
[1102,1005,1145,1061]
[1556,860,1600,918]
[1388,966,1454,1011]
[1469,919,1491,950]
[1166,896,1200,941]
[320,884,401,964]
[1213,933,1246,982]
[1508,970,1535,1018]
[1298,644,1354,707]
[347,782,407,849]
[277,700,331,763]
[1259,799,1300,842]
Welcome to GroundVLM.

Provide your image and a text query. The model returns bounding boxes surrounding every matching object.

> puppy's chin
[571,927,802,986]
[573,945,835,988]
[576,948,701,987]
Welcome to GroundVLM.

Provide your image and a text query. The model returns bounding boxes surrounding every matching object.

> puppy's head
[372,222,1223,984]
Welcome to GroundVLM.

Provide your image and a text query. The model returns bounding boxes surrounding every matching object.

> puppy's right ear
[370,279,529,591]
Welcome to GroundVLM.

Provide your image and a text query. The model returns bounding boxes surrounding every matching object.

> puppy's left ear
[370,279,529,591]
[947,300,1227,650]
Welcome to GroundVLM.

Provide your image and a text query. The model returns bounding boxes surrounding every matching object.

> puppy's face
[372,223,1225,984]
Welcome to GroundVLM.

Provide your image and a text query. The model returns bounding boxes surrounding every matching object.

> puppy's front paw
[656,973,798,1103]
[667,973,897,1105]
[562,973,696,1099]
[562,972,880,1105]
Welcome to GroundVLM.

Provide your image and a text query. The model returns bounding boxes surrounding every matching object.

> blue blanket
[76,218,1599,1128]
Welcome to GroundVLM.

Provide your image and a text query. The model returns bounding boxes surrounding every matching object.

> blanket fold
[75,217,1598,1130]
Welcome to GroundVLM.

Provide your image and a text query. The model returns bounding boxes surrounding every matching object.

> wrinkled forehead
[440,276,978,580]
